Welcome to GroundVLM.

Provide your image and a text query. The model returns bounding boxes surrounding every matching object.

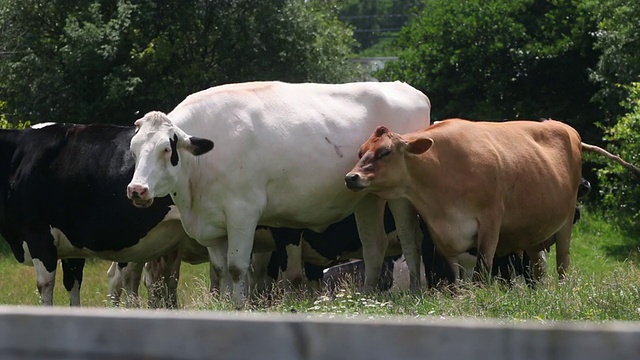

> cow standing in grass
[0,123,196,306]
[345,119,640,281]
[126,81,431,305]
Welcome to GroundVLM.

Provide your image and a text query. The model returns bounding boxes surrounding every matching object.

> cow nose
[345,173,361,189]
[127,184,148,199]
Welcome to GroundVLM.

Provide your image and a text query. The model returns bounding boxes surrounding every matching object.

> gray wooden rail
[0,306,638,359]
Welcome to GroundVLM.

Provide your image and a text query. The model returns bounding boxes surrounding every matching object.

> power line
[352,28,402,33]
[339,14,408,20]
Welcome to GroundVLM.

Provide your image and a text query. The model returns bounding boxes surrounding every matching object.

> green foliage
[580,0,640,122]
[0,0,357,125]
[596,83,640,222]
[0,101,28,129]
[377,0,602,140]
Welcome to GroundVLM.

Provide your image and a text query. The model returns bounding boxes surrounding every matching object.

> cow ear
[407,137,433,155]
[185,136,214,156]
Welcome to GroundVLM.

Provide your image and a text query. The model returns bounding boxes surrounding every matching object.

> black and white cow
[107,226,278,308]
[0,122,194,306]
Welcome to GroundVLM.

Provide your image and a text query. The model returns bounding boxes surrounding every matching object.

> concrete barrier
[0,306,638,359]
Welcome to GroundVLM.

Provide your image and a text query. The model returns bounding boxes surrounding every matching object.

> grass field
[1,207,639,321]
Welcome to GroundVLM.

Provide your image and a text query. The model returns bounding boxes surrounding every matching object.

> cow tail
[581,142,640,178]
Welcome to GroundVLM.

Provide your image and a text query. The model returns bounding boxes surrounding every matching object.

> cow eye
[164,147,171,153]
[376,148,391,159]
[357,150,363,159]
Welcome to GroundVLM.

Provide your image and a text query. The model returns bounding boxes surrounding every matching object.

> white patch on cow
[30,122,56,129]
[164,205,181,221]
[390,255,427,291]
[20,241,35,265]
[49,227,82,257]
[282,243,303,288]
[32,258,55,305]
[456,253,477,281]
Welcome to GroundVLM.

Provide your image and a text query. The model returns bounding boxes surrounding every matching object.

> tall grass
[1,207,639,321]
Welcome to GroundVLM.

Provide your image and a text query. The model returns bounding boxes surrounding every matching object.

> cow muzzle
[344,172,367,191]
[127,183,154,208]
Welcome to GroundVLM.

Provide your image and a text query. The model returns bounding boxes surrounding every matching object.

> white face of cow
[126,111,214,208]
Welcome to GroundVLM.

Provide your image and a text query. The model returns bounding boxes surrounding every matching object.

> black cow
[265,205,402,291]
[0,123,193,306]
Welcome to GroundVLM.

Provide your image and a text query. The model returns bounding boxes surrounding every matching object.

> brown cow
[345,119,640,282]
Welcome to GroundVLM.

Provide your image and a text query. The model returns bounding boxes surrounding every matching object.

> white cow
[126,81,431,304]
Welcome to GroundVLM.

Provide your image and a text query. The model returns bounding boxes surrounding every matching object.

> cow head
[126,111,214,208]
[345,125,433,197]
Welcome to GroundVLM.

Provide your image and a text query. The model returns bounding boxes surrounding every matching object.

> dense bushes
[0,0,357,125]
[597,83,640,222]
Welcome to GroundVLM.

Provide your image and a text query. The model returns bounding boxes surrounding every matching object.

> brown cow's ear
[407,137,433,155]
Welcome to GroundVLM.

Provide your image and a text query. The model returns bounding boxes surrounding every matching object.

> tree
[0,0,357,125]
[579,0,640,214]
[580,0,640,123]
[596,82,640,221]
[377,0,601,142]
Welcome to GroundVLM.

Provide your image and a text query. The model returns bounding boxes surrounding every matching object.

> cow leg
[510,251,526,282]
[456,252,476,282]
[144,250,181,309]
[266,251,280,282]
[112,262,145,307]
[226,217,260,306]
[61,258,85,306]
[32,259,56,306]
[521,251,533,286]
[107,262,133,305]
[387,198,421,292]
[304,262,325,291]
[207,238,230,294]
[26,234,59,306]
[208,261,219,293]
[249,251,274,295]
[473,219,501,283]
[107,262,123,305]
[379,256,397,291]
[354,195,387,291]
[421,221,457,287]
[555,219,573,281]
[281,243,304,290]
[525,249,547,284]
